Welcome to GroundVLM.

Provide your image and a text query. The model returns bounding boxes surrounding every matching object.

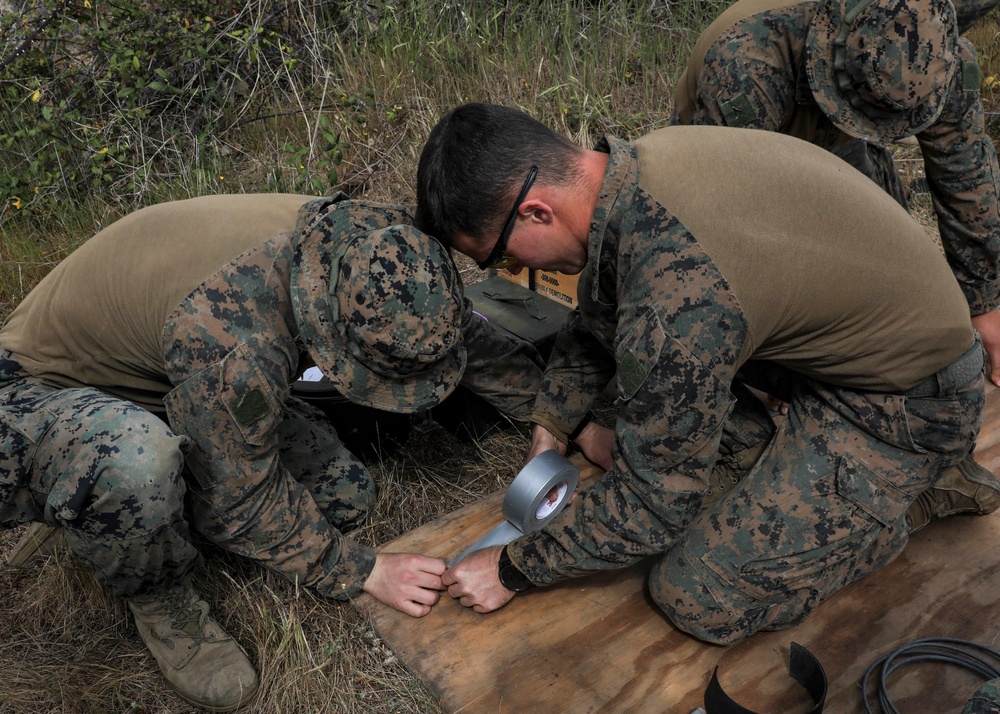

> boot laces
[706,463,741,498]
[152,588,217,649]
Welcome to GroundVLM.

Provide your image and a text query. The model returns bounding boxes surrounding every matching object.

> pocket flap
[835,453,907,527]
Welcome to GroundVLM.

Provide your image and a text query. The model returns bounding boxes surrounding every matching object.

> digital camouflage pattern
[651,371,984,644]
[672,0,1000,315]
[508,135,986,644]
[0,353,199,597]
[161,209,382,597]
[163,198,491,597]
[291,197,466,413]
[0,195,542,600]
[806,0,958,143]
[964,678,1000,713]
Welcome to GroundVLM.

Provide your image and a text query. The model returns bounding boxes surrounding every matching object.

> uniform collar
[586,135,639,304]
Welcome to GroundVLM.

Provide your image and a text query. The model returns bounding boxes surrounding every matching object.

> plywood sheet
[357,386,1000,713]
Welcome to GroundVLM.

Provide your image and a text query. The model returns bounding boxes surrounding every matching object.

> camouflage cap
[805,0,959,143]
[290,197,466,413]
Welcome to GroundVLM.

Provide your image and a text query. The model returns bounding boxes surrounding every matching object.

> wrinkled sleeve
[163,342,376,599]
[458,297,545,421]
[530,308,616,442]
[511,309,735,584]
[917,42,1000,315]
[684,29,796,131]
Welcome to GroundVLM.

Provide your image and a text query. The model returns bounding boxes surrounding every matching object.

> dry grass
[0,419,531,714]
[3,2,1000,712]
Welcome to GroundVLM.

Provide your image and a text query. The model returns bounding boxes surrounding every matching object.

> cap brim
[312,337,466,414]
[291,198,466,414]
[805,8,949,144]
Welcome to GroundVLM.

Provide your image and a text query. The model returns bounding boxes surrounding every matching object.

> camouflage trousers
[0,352,375,597]
[830,138,910,211]
[650,339,986,645]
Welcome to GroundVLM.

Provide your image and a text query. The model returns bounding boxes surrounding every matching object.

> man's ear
[520,198,554,225]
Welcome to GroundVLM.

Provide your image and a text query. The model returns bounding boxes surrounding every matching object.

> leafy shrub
[0,0,327,220]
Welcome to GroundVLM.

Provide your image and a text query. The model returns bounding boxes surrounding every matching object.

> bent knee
[62,422,189,528]
[649,549,764,646]
[95,420,187,489]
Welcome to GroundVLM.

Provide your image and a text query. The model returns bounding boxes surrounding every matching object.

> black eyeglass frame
[477,165,538,270]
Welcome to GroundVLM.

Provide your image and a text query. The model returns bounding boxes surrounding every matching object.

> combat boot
[6,522,67,566]
[703,439,770,507]
[704,462,742,506]
[128,584,258,712]
[907,458,1000,532]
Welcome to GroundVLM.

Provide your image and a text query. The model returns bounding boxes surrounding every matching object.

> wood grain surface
[357,384,1000,713]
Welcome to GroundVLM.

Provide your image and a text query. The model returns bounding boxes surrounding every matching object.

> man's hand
[527,424,565,461]
[573,421,614,470]
[763,393,789,416]
[442,545,515,613]
[362,552,446,617]
[972,310,1000,387]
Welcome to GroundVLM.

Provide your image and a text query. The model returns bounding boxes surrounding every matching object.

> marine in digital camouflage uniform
[416,103,1000,646]
[0,192,543,710]
[672,0,1000,383]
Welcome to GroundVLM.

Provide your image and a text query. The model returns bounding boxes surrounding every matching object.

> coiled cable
[861,637,1000,714]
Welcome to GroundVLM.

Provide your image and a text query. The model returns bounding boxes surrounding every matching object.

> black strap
[705,643,827,714]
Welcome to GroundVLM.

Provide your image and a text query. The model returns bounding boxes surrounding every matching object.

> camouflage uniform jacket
[672,0,1000,315]
[0,195,542,597]
[509,131,972,584]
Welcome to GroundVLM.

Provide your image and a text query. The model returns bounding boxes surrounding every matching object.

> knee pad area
[48,428,189,531]
[648,549,764,646]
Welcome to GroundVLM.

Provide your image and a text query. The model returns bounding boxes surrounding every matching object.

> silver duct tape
[450,450,580,565]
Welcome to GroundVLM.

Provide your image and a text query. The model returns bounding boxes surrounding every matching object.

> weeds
[1,0,708,228]
[1,0,999,711]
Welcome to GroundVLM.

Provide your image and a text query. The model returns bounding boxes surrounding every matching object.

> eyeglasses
[478,165,538,270]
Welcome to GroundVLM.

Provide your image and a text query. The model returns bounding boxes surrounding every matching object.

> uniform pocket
[835,452,909,527]
[615,309,667,402]
[710,57,778,129]
[615,310,734,484]
[700,454,905,605]
[904,384,984,458]
[164,343,282,488]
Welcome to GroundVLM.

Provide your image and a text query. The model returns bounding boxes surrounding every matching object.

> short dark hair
[415,103,582,247]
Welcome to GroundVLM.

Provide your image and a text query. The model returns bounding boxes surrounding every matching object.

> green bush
[0,0,324,220]
[0,0,721,228]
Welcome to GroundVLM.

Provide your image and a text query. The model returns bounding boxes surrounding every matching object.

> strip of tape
[450,450,580,565]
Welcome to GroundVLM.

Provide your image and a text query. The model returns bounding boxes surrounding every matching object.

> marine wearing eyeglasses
[414,102,999,647]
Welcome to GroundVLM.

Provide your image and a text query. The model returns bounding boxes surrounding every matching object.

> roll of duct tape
[450,450,580,565]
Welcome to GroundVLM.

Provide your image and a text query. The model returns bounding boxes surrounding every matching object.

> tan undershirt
[635,126,972,392]
[0,193,311,410]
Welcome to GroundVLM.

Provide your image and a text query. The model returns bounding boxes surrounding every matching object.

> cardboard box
[534,269,579,308]
[493,267,533,289]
